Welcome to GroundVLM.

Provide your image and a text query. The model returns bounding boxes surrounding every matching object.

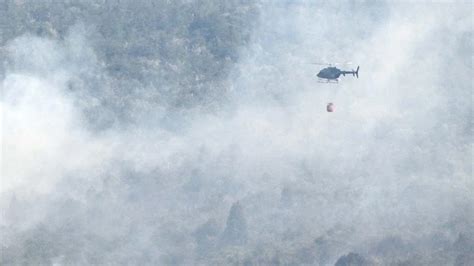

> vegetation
[1,1,472,265]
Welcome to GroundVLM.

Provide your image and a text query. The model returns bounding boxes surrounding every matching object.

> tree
[221,201,247,246]
[335,252,369,266]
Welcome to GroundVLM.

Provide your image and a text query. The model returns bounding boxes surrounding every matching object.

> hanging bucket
[327,103,335,112]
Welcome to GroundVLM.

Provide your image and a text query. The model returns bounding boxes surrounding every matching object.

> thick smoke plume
[1,1,472,265]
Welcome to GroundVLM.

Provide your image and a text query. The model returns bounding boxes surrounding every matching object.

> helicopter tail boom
[341,66,359,78]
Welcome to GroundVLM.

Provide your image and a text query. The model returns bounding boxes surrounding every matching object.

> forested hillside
[2,0,258,126]
[1,1,472,265]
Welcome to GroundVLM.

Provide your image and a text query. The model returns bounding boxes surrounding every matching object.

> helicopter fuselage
[316,66,359,82]
[316,67,342,80]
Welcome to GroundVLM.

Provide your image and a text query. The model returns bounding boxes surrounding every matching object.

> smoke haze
[1,1,472,265]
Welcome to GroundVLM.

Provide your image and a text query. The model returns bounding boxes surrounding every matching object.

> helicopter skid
[318,78,338,83]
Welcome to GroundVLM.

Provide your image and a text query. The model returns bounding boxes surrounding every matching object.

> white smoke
[1,1,472,264]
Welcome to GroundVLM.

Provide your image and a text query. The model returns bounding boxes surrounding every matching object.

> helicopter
[315,64,360,83]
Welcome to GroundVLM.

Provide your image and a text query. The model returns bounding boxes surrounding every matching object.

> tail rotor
[354,66,359,78]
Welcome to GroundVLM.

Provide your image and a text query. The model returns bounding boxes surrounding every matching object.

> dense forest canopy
[2,0,259,127]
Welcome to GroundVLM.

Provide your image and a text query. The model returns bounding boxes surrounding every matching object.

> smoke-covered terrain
[1,0,472,265]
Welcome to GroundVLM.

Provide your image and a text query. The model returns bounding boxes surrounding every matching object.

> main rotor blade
[307,62,353,66]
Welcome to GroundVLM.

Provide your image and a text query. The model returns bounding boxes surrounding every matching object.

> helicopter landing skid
[318,78,338,83]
